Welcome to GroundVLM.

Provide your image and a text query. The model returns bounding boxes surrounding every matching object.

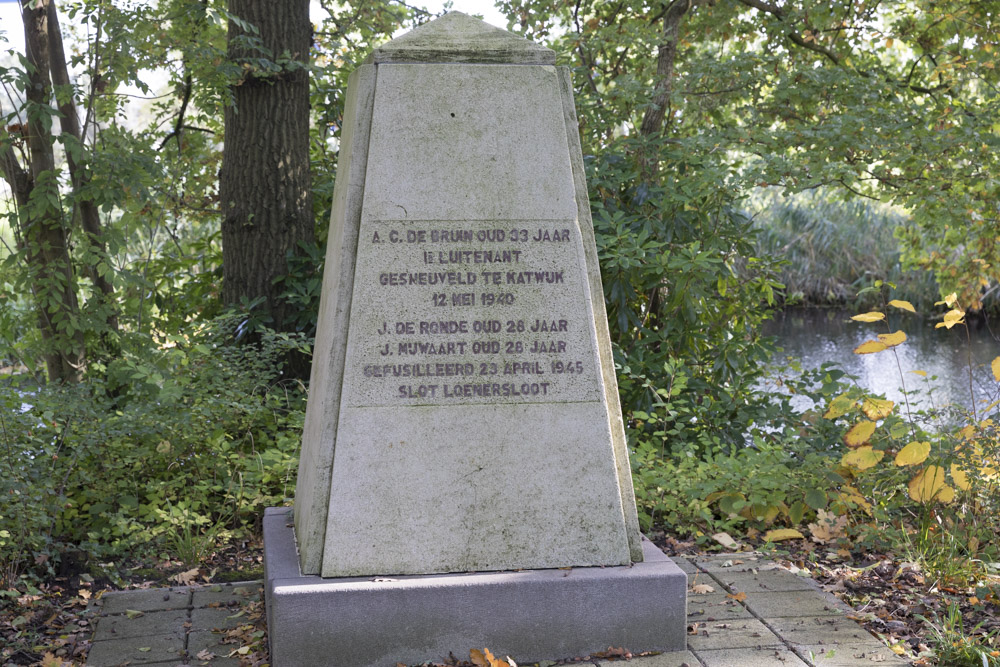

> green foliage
[919,603,1000,667]
[631,432,842,539]
[804,290,1000,576]
[0,314,308,583]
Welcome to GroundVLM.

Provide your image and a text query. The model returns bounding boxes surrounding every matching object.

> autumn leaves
[832,295,1000,506]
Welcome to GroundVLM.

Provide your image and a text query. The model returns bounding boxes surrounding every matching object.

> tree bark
[219,0,314,334]
[19,0,85,382]
[637,0,692,182]
[46,0,119,340]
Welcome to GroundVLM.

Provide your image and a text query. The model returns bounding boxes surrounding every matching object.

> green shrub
[0,314,309,584]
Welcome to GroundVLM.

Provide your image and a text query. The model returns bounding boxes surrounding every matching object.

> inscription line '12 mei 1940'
[358,222,591,402]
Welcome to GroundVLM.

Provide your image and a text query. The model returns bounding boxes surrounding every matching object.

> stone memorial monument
[264,12,686,665]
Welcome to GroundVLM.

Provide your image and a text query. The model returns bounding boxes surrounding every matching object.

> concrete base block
[264,507,687,666]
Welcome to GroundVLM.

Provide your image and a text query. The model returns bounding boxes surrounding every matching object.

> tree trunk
[637,0,694,328]
[19,0,85,383]
[45,0,119,342]
[219,0,314,335]
[637,0,691,182]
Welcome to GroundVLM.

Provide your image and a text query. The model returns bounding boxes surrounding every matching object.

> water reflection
[764,308,1000,416]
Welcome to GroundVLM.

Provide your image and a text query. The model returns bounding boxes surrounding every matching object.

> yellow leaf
[727,591,748,602]
[886,37,894,48]
[935,308,966,329]
[958,425,976,440]
[877,330,907,347]
[992,356,1000,382]
[844,420,877,448]
[764,528,804,542]
[909,370,928,377]
[851,311,885,323]
[823,393,856,420]
[842,446,884,471]
[951,463,970,491]
[908,465,955,503]
[862,398,895,420]
[889,644,906,655]
[836,485,872,514]
[894,441,930,466]
[690,583,716,594]
[854,340,888,354]
[935,292,958,307]
[888,299,916,313]
[470,649,489,667]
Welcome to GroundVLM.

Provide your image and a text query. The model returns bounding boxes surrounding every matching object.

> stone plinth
[264,508,687,666]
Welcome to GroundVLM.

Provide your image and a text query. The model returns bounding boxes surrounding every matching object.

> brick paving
[85,554,907,666]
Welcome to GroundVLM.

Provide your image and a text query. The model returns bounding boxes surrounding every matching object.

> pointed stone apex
[370,11,555,65]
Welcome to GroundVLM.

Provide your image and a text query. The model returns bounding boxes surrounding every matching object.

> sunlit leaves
[951,463,970,491]
[470,648,515,667]
[836,485,872,514]
[894,441,930,466]
[908,466,955,503]
[861,398,894,420]
[935,292,958,308]
[935,308,965,329]
[764,528,804,542]
[844,420,877,447]
[854,340,888,354]
[992,356,1000,382]
[841,446,884,470]
[851,312,885,323]
[888,299,916,313]
[877,331,906,347]
[823,393,856,419]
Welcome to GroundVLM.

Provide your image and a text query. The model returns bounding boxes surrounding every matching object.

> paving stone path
[86,554,908,666]
[87,583,258,667]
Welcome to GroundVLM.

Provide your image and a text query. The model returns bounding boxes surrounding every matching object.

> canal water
[763,308,1000,418]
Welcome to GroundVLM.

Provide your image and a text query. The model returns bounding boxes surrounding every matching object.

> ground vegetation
[0,0,998,664]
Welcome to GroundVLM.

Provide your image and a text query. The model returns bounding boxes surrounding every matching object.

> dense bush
[0,315,309,585]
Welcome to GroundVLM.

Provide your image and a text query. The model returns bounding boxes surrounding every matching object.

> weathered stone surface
[696,647,809,666]
[85,634,185,667]
[798,643,909,665]
[766,616,875,645]
[273,12,675,662]
[264,508,688,667]
[294,11,641,578]
[293,62,376,577]
[596,652,701,667]
[97,588,191,615]
[687,618,782,650]
[743,591,849,618]
[687,593,755,620]
[190,583,260,609]
[92,609,187,642]
[369,11,555,65]
[718,570,819,593]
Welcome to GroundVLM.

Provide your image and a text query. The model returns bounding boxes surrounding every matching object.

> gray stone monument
[264,12,686,665]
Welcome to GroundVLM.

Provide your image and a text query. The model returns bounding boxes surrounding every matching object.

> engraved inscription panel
[341,218,603,406]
